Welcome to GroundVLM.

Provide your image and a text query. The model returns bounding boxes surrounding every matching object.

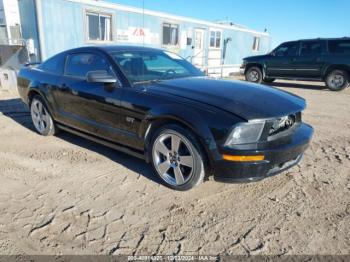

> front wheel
[150,124,205,191]
[245,67,263,84]
[326,70,349,91]
[30,96,57,136]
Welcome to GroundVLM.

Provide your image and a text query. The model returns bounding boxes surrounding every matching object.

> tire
[326,69,349,91]
[263,78,275,83]
[30,95,57,136]
[245,66,263,83]
[150,124,206,191]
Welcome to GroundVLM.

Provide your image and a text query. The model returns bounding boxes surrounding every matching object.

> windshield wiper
[134,79,162,84]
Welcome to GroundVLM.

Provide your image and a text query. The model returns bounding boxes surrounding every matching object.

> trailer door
[192,29,205,68]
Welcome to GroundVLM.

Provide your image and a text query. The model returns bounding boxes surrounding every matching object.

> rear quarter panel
[17,67,34,105]
[321,53,350,77]
[17,67,62,121]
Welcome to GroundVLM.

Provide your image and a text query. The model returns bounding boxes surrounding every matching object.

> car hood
[146,77,306,121]
[243,54,270,61]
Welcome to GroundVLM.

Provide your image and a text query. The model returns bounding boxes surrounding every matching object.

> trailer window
[163,23,179,46]
[252,36,260,51]
[86,12,112,41]
[210,30,221,48]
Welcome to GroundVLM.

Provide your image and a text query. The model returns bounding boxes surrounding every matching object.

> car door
[54,51,127,144]
[293,40,325,78]
[266,41,300,77]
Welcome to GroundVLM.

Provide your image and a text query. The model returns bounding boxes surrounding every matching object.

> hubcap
[153,132,195,186]
[329,74,345,89]
[31,100,49,134]
[249,70,259,82]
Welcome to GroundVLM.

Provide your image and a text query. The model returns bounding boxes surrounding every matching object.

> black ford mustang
[17,46,313,190]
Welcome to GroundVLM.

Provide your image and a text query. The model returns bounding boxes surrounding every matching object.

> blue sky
[106,0,350,48]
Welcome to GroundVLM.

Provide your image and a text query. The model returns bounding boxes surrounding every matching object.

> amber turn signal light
[223,154,265,162]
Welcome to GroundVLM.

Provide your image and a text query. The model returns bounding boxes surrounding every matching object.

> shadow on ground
[266,81,327,91]
[0,98,160,185]
[57,132,159,184]
[233,76,328,91]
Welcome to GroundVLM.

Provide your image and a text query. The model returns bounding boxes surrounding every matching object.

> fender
[246,62,267,79]
[141,104,221,165]
[322,64,350,80]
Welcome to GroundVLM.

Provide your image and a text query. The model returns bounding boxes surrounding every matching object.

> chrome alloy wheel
[328,73,345,89]
[30,99,51,134]
[248,70,259,82]
[152,131,195,186]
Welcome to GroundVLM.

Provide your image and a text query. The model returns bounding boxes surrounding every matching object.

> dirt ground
[0,79,349,256]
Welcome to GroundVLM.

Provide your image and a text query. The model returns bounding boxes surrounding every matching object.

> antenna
[141,0,145,84]
[142,0,145,47]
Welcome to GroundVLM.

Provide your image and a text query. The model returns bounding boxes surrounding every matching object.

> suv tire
[245,66,263,84]
[150,124,206,191]
[326,69,349,91]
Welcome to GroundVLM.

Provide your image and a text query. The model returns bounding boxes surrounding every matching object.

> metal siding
[18,0,40,61]
[115,12,160,47]
[20,0,271,67]
[40,0,84,59]
[223,29,271,65]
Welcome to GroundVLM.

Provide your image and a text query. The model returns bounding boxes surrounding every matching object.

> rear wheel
[150,124,205,191]
[245,66,263,84]
[30,96,57,136]
[326,69,349,91]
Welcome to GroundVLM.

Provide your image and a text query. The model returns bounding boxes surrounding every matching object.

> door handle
[290,58,297,62]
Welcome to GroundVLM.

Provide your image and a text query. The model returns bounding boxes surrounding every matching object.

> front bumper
[239,65,246,75]
[213,123,313,182]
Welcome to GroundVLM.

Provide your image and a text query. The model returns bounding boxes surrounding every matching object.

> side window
[65,53,112,78]
[275,42,299,57]
[328,40,350,54]
[40,54,65,75]
[300,41,322,56]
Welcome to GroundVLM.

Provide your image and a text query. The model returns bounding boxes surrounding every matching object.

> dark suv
[241,38,350,91]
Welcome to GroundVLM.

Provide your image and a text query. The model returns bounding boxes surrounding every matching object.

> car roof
[300,37,350,42]
[282,37,350,44]
[63,45,163,54]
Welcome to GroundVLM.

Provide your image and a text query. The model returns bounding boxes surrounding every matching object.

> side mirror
[270,51,276,56]
[86,70,117,84]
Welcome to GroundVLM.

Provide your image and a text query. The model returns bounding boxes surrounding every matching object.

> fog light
[223,154,265,162]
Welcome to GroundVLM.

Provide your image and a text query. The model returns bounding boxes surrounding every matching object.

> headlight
[269,114,297,136]
[224,121,265,146]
